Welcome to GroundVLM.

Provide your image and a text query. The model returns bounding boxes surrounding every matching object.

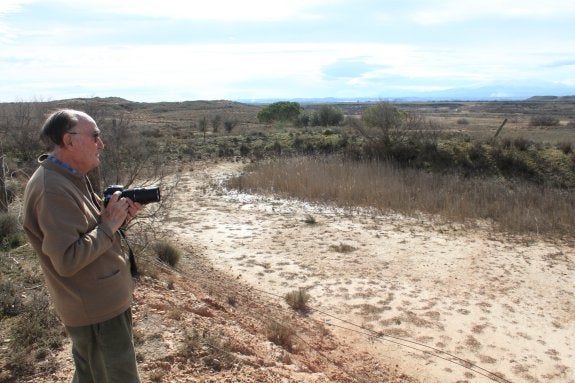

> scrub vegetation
[0,95,574,381]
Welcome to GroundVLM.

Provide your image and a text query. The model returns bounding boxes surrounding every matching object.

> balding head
[40,109,103,175]
[40,109,95,151]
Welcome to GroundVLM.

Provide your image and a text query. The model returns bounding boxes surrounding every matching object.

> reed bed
[225,156,575,237]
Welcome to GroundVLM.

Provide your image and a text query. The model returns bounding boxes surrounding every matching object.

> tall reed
[225,157,575,237]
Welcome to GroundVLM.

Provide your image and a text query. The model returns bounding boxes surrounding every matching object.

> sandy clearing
[164,160,575,383]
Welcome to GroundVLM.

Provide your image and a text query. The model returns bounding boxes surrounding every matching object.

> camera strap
[119,228,139,279]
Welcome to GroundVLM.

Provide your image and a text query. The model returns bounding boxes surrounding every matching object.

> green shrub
[311,105,344,127]
[257,101,302,123]
[361,102,403,131]
[153,240,182,267]
[295,112,311,127]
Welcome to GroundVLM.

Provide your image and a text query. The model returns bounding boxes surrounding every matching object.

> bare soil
[22,159,575,383]
[164,160,575,383]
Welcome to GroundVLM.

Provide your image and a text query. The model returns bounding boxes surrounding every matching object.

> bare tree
[0,101,50,211]
[359,102,403,142]
[0,101,48,166]
[211,114,222,133]
[0,152,8,212]
[198,117,208,143]
[224,119,238,133]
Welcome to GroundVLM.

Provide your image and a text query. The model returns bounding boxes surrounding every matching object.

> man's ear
[62,132,75,148]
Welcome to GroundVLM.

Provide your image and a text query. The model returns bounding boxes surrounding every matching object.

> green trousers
[65,308,140,383]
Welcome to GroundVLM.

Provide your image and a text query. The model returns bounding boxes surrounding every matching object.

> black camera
[103,185,161,207]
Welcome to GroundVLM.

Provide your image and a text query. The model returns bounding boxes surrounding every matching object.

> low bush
[0,212,22,250]
[153,240,182,267]
[303,214,316,224]
[529,115,560,127]
[0,282,23,317]
[266,321,295,352]
[257,101,302,124]
[6,290,64,377]
[556,141,573,155]
[285,288,311,312]
[179,329,237,371]
[180,328,203,358]
[311,104,344,127]
[329,242,356,253]
[513,137,532,151]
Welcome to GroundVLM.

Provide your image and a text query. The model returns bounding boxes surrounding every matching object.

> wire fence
[143,255,513,383]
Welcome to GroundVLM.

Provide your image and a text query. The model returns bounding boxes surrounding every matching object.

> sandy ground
[163,160,575,383]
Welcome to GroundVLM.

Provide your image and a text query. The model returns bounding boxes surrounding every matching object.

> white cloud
[2,39,572,101]
[0,42,417,100]
[0,0,573,101]
[0,0,33,15]
[39,0,331,21]
[0,0,35,43]
[413,0,575,25]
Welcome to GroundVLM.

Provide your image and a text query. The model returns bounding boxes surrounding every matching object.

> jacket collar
[40,155,86,187]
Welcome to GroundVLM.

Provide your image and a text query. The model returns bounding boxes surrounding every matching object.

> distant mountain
[527,95,575,101]
[239,83,575,104]
[427,83,574,101]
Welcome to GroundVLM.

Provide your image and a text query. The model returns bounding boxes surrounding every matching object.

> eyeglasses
[68,131,101,143]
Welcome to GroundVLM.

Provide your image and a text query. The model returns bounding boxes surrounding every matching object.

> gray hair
[40,109,85,150]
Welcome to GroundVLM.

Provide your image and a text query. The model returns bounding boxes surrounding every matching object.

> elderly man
[23,109,142,383]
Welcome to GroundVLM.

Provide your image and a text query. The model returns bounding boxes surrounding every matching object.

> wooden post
[493,118,508,139]
[0,155,7,212]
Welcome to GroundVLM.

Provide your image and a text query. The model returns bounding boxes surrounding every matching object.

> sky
[1,0,574,102]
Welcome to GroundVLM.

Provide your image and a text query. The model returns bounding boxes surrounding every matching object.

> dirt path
[165,160,575,383]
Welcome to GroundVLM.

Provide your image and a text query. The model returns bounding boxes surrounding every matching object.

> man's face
[67,115,104,174]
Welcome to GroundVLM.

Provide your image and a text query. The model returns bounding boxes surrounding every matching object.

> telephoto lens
[103,185,161,206]
[121,186,161,205]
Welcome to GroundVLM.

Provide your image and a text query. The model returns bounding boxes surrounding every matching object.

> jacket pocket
[97,269,120,280]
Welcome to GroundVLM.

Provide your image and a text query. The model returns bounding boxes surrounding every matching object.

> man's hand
[101,191,143,233]
[126,198,143,224]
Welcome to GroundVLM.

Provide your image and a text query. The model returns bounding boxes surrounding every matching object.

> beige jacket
[23,159,134,327]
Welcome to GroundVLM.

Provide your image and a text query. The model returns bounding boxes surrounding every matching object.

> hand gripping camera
[103,185,161,207]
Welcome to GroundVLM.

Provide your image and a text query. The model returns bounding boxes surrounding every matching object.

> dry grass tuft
[266,321,295,352]
[179,328,237,371]
[285,288,311,312]
[303,214,317,224]
[329,242,356,253]
[153,240,182,267]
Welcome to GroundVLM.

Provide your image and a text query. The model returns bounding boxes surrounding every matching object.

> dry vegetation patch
[225,157,575,237]
[2,97,575,383]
